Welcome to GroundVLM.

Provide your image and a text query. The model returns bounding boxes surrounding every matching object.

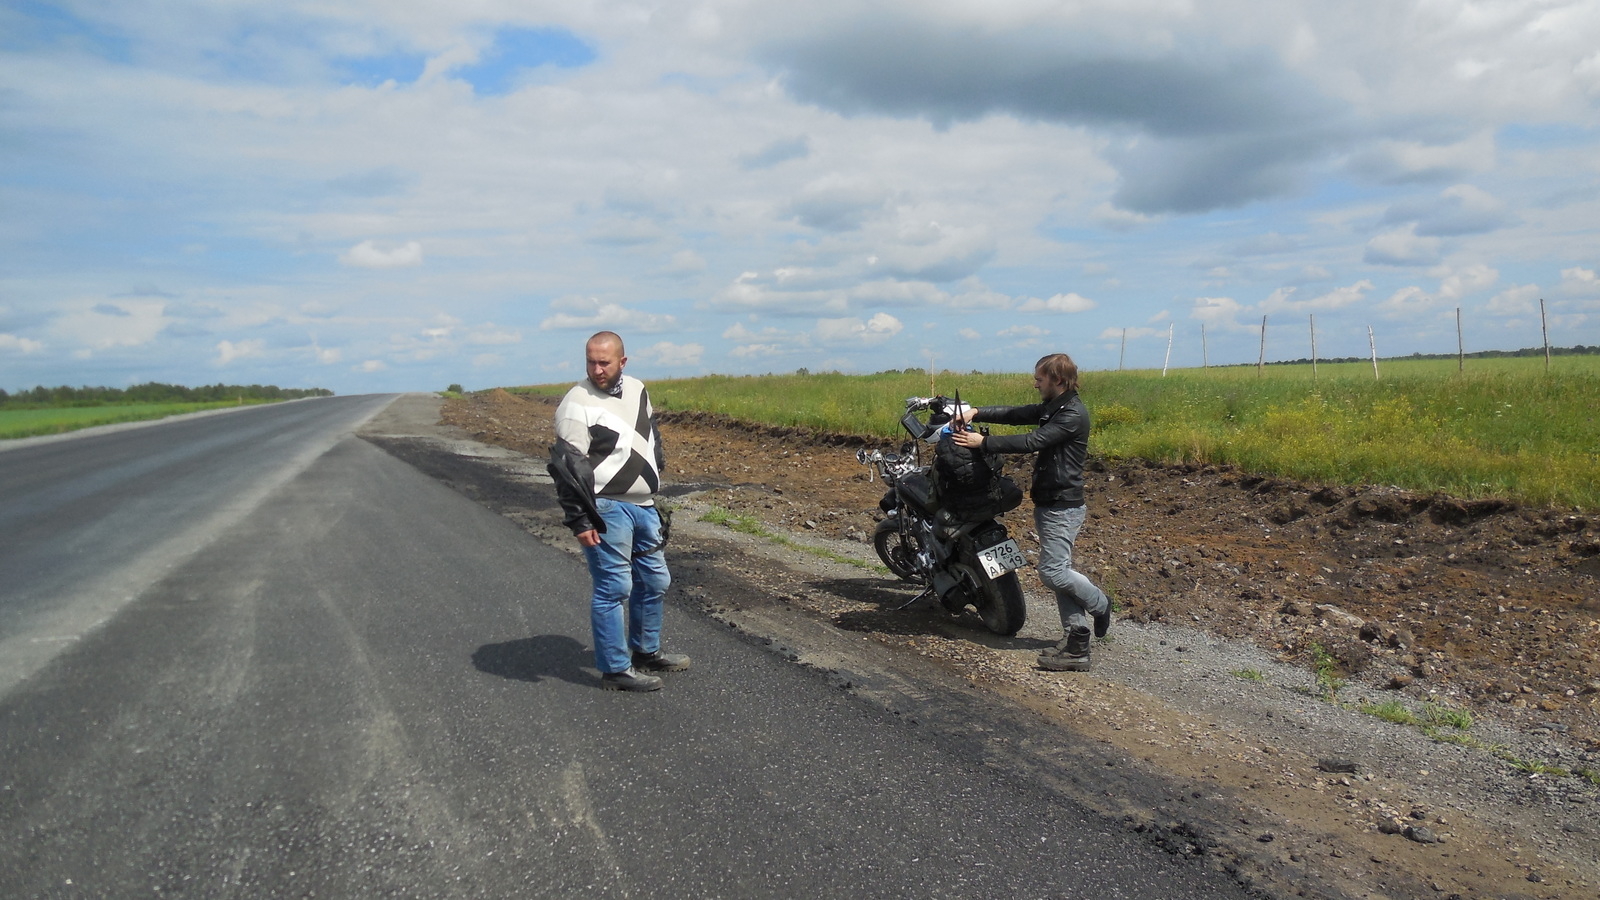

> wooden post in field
[1456,307,1464,373]
[1119,329,1127,371]
[1257,315,1267,376]
[1368,326,1379,381]
[1201,323,1209,368]
[1541,298,1551,372]
[1162,323,1173,376]
[1310,314,1318,379]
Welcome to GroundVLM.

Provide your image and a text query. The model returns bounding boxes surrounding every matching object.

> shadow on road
[810,576,1055,650]
[472,635,591,686]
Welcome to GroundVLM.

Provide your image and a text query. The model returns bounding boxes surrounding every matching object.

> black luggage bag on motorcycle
[931,431,1023,521]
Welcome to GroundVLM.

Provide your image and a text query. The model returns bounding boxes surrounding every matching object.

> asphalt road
[0,395,1253,899]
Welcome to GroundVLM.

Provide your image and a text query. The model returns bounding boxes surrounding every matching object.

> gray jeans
[1034,504,1109,633]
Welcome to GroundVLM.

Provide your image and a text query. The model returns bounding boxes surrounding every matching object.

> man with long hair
[952,353,1111,671]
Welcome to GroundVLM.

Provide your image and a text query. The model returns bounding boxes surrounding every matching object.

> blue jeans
[1034,504,1108,633]
[582,498,672,674]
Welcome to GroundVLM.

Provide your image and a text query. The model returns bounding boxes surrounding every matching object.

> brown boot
[1039,626,1092,671]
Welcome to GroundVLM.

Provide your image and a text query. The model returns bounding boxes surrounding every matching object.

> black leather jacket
[973,390,1089,508]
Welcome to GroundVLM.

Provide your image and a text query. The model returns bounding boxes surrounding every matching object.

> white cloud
[215,339,265,365]
[465,326,522,345]
[641,341,704,367]
[1381,185,1512,236]
[869,215,997,283]
[1378,265,1504,319]
[997,324,1047,338]
[51,300,168,351]
[664,249,707,275]
[1189,296,1251,331]
[539,297,677,333]
[356,360,387,373]
[1350,133,1496,183]
[790,175,891,231]
[1260,280,1374,313]
[815,312,903,346]
[1486,284,1541,316]
[1436,264,1498,301]
[1378,285,1438,318]
[0,334,45,354]
[1560,267,1600,294]
[945,280,1013,310]
[1017,292,1095,314]
[723,321,785,342]
[1092,203,1152,231]
[586,217,666,247]
[340,240,423,268]
[1098,325,1164,340]
[1364,226,1442,266]
[307,336,341,364]
[730,342,784,359]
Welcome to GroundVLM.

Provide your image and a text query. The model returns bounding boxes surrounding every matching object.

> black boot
[601,667,663,692]
[1039,626,1092,672]
[632,649,691,672]
[1093,603,1112,638]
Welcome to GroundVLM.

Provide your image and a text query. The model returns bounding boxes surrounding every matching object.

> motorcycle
[856,395,1028,636]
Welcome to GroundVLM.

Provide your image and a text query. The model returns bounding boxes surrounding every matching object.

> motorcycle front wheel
[872,517,923,582]
[951,561,1026,637]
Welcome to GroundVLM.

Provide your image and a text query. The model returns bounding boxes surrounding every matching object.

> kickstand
[894,586,936,611]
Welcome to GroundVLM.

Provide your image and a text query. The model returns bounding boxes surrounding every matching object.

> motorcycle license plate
[976,539,1026,578]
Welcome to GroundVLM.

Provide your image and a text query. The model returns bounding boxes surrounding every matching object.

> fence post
[1310,313,1318,379]
[1162,323,1173,376]
[1368,326,1379,381]
[1119,328,1127,371]
[1201,323,1208,368]
[1258,315,1267,377]
[1541,298,1550,373]
[1456,307,1464,373]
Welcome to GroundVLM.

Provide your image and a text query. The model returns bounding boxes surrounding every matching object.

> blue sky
[3,1,1599,394]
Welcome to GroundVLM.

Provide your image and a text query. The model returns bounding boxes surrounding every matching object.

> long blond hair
[1035,353,1079,393]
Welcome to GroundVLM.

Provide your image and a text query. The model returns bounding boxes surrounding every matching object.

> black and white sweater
[551,375,663,532]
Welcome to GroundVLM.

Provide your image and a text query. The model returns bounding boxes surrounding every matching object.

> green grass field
[0,401,266,440]
[518,355,1600,509]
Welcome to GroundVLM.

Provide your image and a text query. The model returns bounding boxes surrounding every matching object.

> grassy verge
[0,401,269,440]
[698,505,880,571]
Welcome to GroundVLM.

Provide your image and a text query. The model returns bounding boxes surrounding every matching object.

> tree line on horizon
[0,382,335,408]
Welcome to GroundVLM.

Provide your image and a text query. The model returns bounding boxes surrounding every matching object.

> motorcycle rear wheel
[872,517,923,582]
[953,562,1026,637]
